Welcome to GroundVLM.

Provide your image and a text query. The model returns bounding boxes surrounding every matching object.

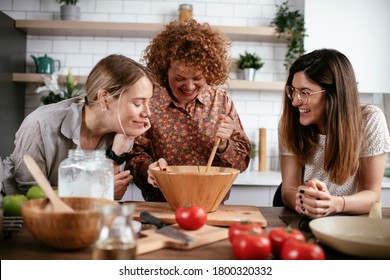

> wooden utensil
[23,155,74,213]
[149,166,239,212]
[21,197,116,250]
[206,137,221,173]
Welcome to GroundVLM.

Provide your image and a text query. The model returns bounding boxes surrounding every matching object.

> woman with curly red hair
[127,19,250,202]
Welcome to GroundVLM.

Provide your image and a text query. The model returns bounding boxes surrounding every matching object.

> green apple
[2,195,28,216]
[26,185,46,200]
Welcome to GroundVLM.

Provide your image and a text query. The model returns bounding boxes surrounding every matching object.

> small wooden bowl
[21,197,117,250]
[150,166,240,212]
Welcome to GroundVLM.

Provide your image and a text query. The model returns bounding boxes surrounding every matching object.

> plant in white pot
[57,0,80,21]
[236,51,264,81]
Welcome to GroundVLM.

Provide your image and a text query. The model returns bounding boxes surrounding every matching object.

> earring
[101,107,107,112]
[162,76,168,86]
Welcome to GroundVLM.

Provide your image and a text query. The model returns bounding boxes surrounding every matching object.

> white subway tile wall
[2,0,381,172]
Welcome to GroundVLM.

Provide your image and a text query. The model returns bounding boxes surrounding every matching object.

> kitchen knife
[140,211,194,244]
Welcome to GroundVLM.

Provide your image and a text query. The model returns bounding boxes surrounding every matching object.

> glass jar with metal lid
[178,4,193,22]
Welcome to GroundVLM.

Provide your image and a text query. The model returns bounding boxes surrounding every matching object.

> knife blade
[140,211,194,244]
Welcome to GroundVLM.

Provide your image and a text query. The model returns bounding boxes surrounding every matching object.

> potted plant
[271,1,306,70]
[248,141,257,171]
[250,141,257,160]
[56,0,80,21]
[36,68,83,105]
[236,51,264,81]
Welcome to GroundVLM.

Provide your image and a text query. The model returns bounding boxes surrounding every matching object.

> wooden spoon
[23,155,74,213]
[206,138,221,173]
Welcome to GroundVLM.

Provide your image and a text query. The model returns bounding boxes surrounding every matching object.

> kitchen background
[1,0,388,171]
[1,0,389,205]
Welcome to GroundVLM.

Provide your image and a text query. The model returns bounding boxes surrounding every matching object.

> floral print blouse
[127,85,250,201]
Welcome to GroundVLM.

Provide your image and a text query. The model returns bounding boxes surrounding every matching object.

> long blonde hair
[85,54,156,105]
[279,49,363,184]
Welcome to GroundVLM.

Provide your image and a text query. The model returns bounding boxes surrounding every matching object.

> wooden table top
[1,206,389,260]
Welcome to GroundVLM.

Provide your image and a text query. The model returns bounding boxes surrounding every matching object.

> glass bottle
[92,204,137,260]
[178,4,193,22]
[58,149,114,200]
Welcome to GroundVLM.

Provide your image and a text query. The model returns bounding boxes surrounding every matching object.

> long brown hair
[279,49,362,184]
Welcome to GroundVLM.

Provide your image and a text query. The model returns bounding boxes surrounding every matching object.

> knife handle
[140,211,166,229]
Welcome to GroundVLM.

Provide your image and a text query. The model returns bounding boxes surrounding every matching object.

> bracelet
[105,145,131,165]
[340,196,346,213]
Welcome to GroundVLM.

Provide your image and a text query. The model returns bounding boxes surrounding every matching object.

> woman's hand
[112,133,134,155]
[142,118,151,134]
[147,158,168,188]
[215,115,235,151]
[114,170,133,200]
[295,178,337,218]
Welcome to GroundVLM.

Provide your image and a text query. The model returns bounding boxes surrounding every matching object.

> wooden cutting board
[130,202,267,227]
[137,224,228,255]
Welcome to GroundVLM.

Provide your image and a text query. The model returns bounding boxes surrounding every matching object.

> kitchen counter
[230,171,390,207]
[234,171,281,186]
[382,176,390,188]
[1,206,389,260]
[234,170,390,188]
[125,171,390,206]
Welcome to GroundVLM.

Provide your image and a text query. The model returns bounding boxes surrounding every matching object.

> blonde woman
[2,54,155,200]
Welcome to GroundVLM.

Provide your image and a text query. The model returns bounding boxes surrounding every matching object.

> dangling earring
[101,107,107,112]
[162,76,168,87]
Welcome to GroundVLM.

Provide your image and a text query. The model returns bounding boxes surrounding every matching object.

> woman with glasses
[2,54,155,200]
[278,48,390,218]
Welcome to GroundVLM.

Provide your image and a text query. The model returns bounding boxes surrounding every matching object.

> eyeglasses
[285,86,325,105]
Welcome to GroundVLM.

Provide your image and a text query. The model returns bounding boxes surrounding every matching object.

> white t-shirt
[279,105,390,196]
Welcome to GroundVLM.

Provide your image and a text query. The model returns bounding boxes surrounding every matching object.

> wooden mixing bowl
[149,165,240,212]
[21,197,117,250]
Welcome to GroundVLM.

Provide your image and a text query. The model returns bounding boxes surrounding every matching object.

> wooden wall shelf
[12,73,284,92]
[14,20,286,92]
[15,20,286,43]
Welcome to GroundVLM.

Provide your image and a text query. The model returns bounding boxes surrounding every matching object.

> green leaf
[236,51,264,70]
[271,1,306,70]
[56,0,79,5]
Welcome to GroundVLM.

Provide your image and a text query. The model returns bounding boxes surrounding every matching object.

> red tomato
[268,226,305,257]
[232,232,271,260]
[175,205,207,230]
[281,239,326,260]
[228,221,264,244]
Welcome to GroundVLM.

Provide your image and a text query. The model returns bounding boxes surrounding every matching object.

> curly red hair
[142,19,232,87]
